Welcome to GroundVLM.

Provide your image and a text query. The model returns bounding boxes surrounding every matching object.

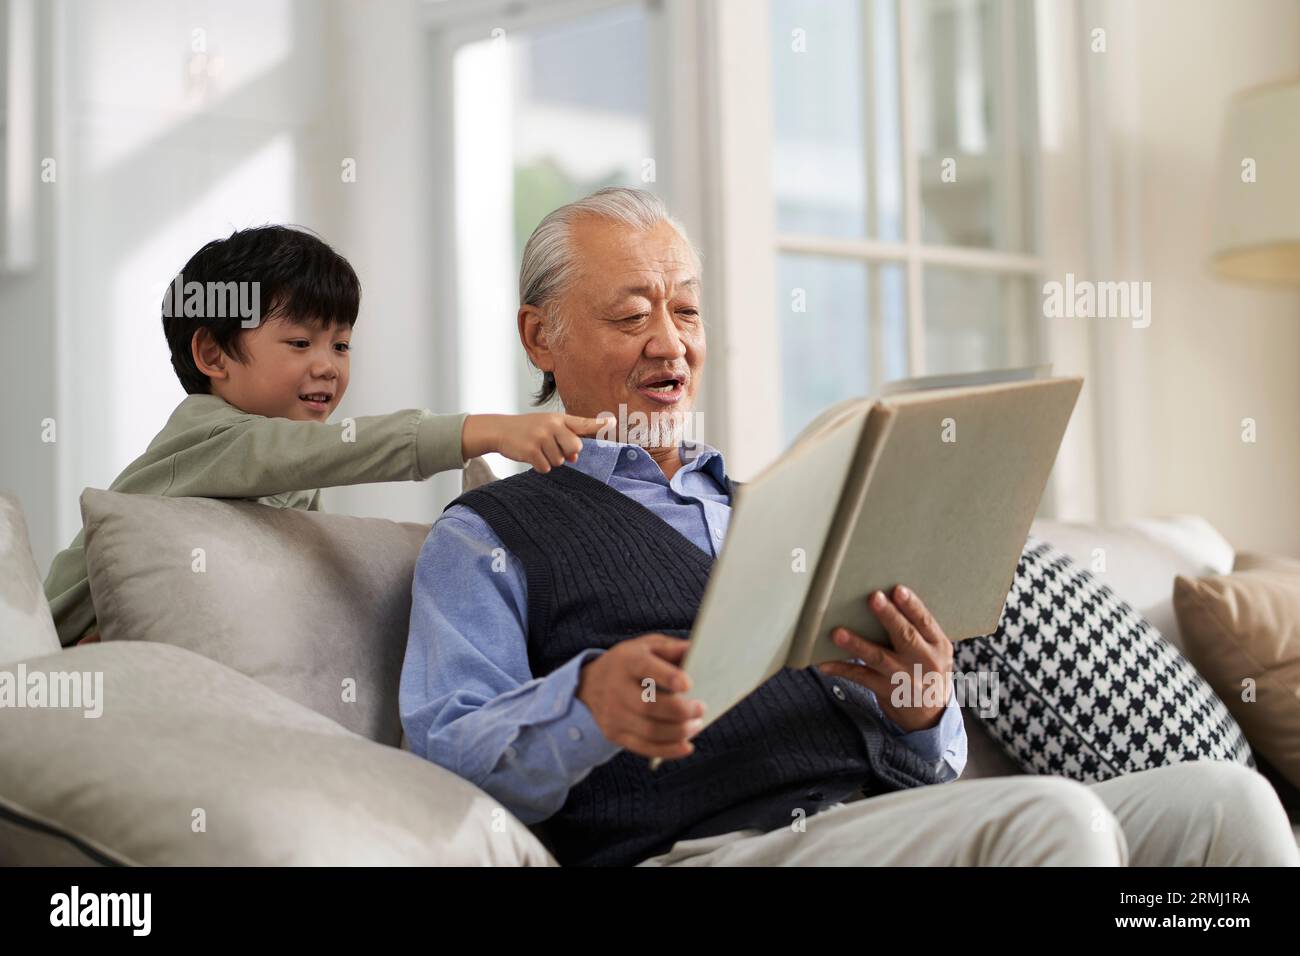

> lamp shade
[1211,80,1300,282]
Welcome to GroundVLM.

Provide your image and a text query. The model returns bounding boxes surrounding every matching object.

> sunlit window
[771,0,1041,443]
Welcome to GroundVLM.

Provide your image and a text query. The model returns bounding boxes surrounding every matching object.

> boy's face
[200,315,351,422]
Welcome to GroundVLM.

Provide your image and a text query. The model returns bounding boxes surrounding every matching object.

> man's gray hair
[519,186,700,406]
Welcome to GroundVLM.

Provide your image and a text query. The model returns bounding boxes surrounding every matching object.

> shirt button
[567,726,582,741]
[832,685,846,700]
[626,449,638,461]
[712,527,723,540]
[503,746,517,761]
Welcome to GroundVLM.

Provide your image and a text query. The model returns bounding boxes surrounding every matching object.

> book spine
[786,405,897,668]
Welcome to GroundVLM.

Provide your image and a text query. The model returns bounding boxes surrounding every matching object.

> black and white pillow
[956,537,1254,782]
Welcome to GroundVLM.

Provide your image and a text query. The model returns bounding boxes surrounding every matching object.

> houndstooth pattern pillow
[956,536,1254,782]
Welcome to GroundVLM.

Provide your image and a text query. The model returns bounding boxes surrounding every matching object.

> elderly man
[399,187,1296,868]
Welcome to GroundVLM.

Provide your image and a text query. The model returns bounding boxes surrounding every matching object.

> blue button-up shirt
[399,437,967,826]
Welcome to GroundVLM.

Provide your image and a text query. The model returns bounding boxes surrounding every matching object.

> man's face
[206,315,351,421]
[544,217,704,439]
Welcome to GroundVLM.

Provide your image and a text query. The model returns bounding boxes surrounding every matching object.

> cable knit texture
[452,464,940,866]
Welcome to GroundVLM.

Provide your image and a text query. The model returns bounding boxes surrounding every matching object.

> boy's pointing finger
[565,414,617,436]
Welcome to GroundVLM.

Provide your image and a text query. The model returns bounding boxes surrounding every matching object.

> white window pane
[777,254,907,443]
[910,0,1036,251]
[512,5,652,252]
[923,267,1036,374]
[771,0,903,240]
[452,3,652,449]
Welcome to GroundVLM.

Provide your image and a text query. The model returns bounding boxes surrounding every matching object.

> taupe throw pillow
[1174,564,1300,794]
[1234,551,1300,574]
[80,488,430,746]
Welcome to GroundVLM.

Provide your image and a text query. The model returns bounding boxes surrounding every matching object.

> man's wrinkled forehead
[569,217,701,299]
[604,274,701,306]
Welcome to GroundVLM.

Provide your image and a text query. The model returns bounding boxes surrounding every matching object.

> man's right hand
[575,634,706,760]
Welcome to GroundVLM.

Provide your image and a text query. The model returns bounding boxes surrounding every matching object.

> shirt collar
[571,437,731,489]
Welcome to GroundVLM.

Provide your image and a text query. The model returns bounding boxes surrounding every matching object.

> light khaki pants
[636,760,1299,866]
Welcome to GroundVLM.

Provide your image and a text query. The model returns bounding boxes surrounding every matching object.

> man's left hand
[816,585,953,733]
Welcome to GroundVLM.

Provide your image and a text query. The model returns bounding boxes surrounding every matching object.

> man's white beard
[588,403,693,450]
[626,408,688,449]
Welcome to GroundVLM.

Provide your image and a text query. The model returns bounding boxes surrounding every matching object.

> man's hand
[576,634,707,759]
[817,585,953,733]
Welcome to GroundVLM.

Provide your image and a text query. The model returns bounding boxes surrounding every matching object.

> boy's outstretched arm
[42,407,613,645]
[157,409,469,500]
[159,409,613,500]
[42,407,462,645]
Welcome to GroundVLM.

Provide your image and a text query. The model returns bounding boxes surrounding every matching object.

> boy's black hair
[162,225,362,394]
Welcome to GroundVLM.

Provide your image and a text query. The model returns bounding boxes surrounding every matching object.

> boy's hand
[461,412,616,473]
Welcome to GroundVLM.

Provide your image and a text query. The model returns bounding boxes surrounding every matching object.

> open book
[669,366,1083,749]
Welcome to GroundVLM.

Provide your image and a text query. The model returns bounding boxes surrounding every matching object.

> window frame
[423,0,787,483]
[421,0,1053,489]
[773,0,1045,381]
[423,0,665,500]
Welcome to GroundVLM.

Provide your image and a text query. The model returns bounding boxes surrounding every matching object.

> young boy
[43,225,608,647]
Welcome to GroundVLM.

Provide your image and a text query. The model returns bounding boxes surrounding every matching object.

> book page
[679,405,869,729]
[877,363,1053,397]
[786,403,896,668]
[804,377,1083,665]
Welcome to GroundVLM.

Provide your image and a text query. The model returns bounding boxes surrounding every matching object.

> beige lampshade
[1212,79,1300,283]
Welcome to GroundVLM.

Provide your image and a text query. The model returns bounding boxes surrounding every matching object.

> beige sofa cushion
[1027,516,1233,654]
[0,642,555,865]
[959,712,1022,779]
[0,492,61,666]
[1173,565,1300,794]
[81,488,430,746]
[1234,551,1300,574]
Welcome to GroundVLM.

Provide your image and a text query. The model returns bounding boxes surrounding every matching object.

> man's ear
[518,305,556,374]
[191,328,230,382]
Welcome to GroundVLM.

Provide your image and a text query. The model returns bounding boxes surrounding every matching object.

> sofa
[1,474,1296,865]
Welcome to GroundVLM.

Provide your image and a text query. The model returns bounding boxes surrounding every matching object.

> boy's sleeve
[160,409,468,500]
[43,529,98,647]
[41,408,466,645]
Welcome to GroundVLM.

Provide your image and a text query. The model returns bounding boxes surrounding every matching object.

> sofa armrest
[0,642,556,866]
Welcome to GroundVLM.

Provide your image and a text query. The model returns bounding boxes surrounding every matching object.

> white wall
[4,0,446,574]
[0,0,58,571]
[45,0,342,568]
[1033,0,1100,522]
[319,0,447,522]
[4,0,1298,574]
[1093,0,1300,554]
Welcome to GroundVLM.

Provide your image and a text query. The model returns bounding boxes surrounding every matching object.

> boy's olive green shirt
[42,394,468,646]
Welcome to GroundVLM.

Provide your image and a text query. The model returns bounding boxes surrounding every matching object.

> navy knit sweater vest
[451,463,941,866]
